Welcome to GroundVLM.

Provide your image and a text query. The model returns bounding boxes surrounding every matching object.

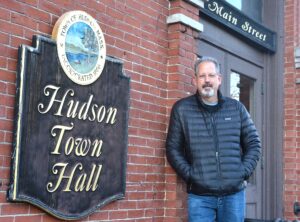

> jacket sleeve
[240,104,262,180]
[166,104,191,182]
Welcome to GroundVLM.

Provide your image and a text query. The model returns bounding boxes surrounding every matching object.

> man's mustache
[202,83,213,88]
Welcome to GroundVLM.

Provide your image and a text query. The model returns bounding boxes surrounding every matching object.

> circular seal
[52,11,106,85]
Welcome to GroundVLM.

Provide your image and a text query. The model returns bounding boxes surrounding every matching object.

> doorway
[198,41,263,218]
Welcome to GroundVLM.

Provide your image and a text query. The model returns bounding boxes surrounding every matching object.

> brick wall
[0,0,202,221]
[284,0,300,220]
[165,1,200,221]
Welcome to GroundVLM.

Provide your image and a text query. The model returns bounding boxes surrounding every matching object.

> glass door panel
[230,72,256,185]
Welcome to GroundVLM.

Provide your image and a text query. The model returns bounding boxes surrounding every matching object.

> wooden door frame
[227,54,263,218]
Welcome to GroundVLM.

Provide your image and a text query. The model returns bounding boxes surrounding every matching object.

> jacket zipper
[210,114,221,187]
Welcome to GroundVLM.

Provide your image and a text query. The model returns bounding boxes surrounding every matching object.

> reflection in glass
[225,0,262,22]
[230,72,254,113]
[226,0,242,10]
[230,72,256,184]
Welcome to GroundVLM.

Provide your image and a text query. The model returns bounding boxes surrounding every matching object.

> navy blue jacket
[166,92,261,196]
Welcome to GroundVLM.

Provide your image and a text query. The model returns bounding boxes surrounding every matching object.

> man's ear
[218,75,222,84]
[192,76,197,86]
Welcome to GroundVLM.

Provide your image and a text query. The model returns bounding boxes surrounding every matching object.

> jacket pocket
[240,163,247,179]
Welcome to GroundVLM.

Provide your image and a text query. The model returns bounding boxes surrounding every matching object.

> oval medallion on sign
[52,11,106,85]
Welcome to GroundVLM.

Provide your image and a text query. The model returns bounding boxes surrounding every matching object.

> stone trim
[167,13,204,32]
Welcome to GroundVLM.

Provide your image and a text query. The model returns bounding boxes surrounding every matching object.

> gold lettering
[65,137,75,155]
[75,173,87,192]
[241,21,249,31]
[38,84,118,125]
[75,138,91,156]
[106,107,117,124]
[78,94,93,120]
[38,85,74,116]
[97,106,106,122]
[47,163,102,192]
[241,21,267,42]
[208,1,237,25]
[75,163,102,192]
[51,123,74,155]
[91,139,103,157]
[85,164,102,191]
[46,163,82,192]
[67,100,79,118]
[88,104,98,121]
[53,127,103,157]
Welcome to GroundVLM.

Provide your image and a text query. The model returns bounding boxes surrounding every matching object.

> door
[198,41,263,219]
[227,54,263,219]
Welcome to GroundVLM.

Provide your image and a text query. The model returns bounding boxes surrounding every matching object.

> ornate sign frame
[8,11,130,220]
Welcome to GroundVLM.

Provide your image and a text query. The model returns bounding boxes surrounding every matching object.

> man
[166,57,261,222]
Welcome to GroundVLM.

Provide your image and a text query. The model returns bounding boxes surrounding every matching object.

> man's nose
[204,75,210,82]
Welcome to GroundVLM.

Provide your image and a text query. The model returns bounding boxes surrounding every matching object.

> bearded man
[166,57,261,222]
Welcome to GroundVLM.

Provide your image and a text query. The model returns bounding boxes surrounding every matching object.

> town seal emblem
[52,11,106,85]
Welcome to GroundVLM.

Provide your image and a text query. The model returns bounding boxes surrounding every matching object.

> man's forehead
[198,62,217,71]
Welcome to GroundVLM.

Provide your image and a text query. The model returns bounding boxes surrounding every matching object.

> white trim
[167,13,204,32]
[295,47,300,69]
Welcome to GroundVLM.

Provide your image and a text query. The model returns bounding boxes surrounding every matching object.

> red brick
[6,83,16,96]
[10,36,32,49]
[25,7,50,22]
[0,144,11,156]
[0,32,9,46]
[37,22,52,34]
[1,203,29,215]
[0,1,26,14]
[88,211,109,221]
[11,13,37,31]
[0,56,7,69]
[0,21,24,37]
[15,215,42,222]
[0,217,14,222]
[109,210,128,220]
[7,59,17,72]
[128,209,145,218]
[0,44,18,60]
[0,119,13,131]
[39,1,62,15]
[107,7,124,21]
[5,131,13,143]
[42,214,64,222]
[0,0,201,220]
[6,107,14,120]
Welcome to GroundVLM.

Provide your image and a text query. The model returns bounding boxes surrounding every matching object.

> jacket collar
[195,90,225,112]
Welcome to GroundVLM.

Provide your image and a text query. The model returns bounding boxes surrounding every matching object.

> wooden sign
[8,11,130,220]
[200,0,277,53]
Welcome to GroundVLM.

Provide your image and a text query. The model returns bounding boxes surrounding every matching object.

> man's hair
[194,56,220,76]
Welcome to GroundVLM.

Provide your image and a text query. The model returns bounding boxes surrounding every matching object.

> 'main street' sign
[8,11,130,220]
[201,0,276,53]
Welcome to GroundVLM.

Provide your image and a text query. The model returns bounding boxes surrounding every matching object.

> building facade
[0,0,298,221]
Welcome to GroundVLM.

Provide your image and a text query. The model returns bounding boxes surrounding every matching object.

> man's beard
[200,84,215,98]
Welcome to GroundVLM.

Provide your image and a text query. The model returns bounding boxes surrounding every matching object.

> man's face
[193,61,222,102]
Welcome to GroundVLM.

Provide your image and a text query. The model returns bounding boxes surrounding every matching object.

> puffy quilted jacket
[166,91,261,196]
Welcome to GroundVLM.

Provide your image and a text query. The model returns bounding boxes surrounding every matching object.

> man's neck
[202,98,218,106]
